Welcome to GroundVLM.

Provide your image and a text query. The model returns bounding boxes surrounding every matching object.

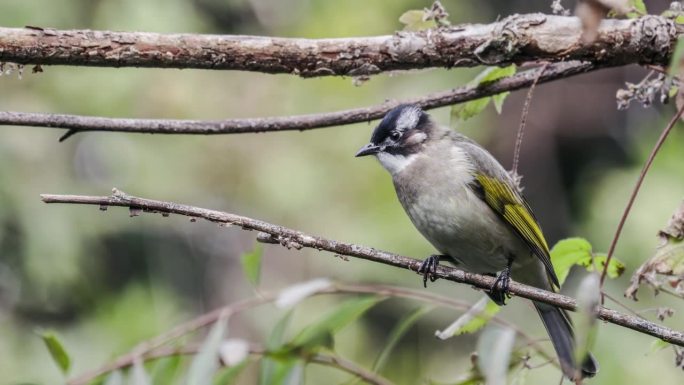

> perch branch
[0,15,679,76]
[40,189,684,346]
[0,61,595,139]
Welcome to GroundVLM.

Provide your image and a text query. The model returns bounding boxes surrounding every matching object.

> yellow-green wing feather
[475,174,560,287]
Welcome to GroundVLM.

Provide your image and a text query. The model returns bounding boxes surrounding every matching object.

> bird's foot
[488,266,512,306]
[417,254,443,288]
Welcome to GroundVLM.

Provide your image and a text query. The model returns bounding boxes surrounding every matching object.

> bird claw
[418,255,441,288]
[489,267,512,305]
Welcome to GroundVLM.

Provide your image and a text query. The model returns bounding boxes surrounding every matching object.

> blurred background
[1,0,683,384]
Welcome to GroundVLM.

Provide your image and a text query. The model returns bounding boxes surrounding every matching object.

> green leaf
[214,360,249,385]
[631,0,646,13]
[627,0,647,18]
[398,10,437,31]
[372,306,433,373]
[476,325,516,385]
[473,65,516,85]
[131,359,152,385]
[262,357,304,385]
[451,97,491,122]
[185,313,229,385]
[669,84,679,99]
[435,296,501,339]
[483,66,516,114]
[550,237,591,285]
[550,238,625,285]
[103,371,124,385]
[39,330,71,374]
[260,311,294,385]
[241,243,263,286]
[451,65,516,122]
[281,361,305,385]
[648,339,670,355]
[492,92,510,114]
[587,253,626,278]
[150,355,183,385]
[669,37,684,79]
[287,296,382,352]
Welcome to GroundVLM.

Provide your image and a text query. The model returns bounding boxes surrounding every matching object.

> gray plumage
[356,104,598,380]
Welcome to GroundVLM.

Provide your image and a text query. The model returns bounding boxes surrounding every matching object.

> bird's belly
[402,186,526,274]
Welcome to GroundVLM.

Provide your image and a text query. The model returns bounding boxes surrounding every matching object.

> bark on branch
[0,14,678,76]
[0,61,594,139]
[40,189,684,346]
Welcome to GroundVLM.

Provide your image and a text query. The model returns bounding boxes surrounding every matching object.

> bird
[355,104,598,380]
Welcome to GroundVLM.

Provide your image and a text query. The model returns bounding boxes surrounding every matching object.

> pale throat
[377,152,417,175]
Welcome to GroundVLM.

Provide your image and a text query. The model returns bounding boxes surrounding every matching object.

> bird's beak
[355,143,380,157]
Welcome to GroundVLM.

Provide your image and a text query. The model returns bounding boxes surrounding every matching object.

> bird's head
[355,104,434,174]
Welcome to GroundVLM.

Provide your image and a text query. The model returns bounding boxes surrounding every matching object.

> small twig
[312,353,393,385]
[58,129,78,142]
[0,62,597,140]
[526,357,555,370]
[602,291,641,317]
[659,287,684,300]
[600,104,684,286]
[40,190,684,346]
[512,62,548,176]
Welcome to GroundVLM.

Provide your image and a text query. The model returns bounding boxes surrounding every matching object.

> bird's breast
[393,156,524,274]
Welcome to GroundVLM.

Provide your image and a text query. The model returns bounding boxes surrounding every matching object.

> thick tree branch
[0,61,595,139]
[0,14,678,76]
[40,189,684,346]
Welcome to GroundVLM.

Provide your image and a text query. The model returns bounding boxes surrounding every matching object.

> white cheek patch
[377,152,417,175]
[404,131,427,146]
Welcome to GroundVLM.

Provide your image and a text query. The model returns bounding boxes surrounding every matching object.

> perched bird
[355,104,598,380]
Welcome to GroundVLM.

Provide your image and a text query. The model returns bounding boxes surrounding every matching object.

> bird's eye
[390,131,401,141]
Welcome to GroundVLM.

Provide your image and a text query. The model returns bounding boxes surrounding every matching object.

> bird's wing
[473,173,560,287]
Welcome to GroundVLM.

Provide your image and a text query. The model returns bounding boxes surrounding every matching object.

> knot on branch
[256,231,303,249]
[474,13,546,65]
[630,15,677,64]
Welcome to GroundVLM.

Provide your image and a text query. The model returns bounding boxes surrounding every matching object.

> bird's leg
[417,254,445,288]
[489,256,514,305]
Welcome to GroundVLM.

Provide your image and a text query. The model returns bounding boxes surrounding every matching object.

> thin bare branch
[600,104,684,286]
[512,62,548,175]
[0,15,678,76]
[311,353,394,385]
[40,189,684,346]
[0,61,595,139]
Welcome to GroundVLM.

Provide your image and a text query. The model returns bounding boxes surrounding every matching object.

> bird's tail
[534,302,599,380]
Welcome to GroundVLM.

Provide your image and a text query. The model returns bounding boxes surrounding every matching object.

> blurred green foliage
[1,1,684,384]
